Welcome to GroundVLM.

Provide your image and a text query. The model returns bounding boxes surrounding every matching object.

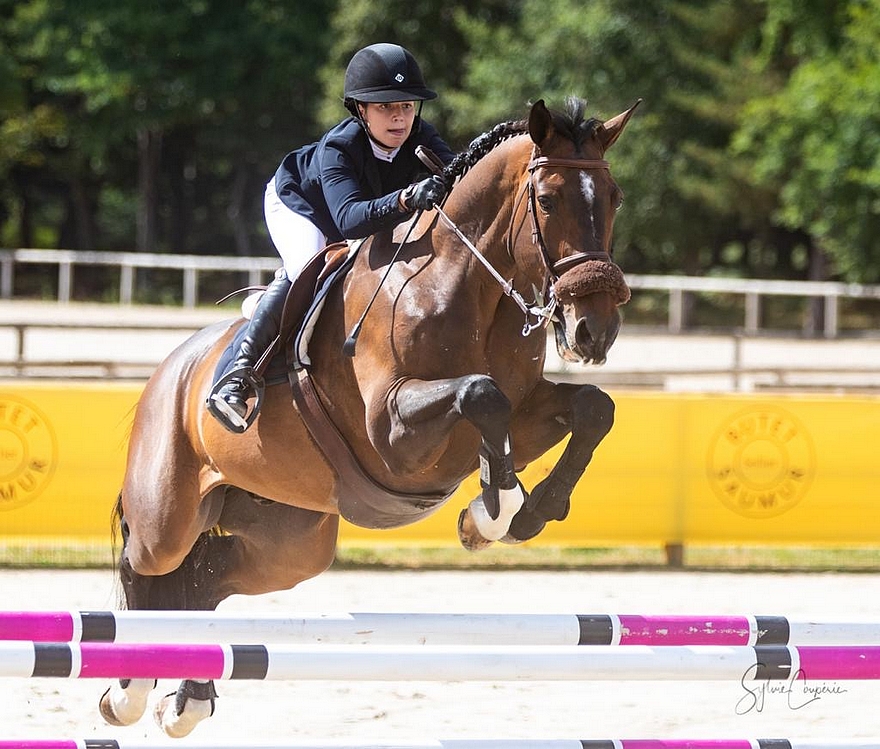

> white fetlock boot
[99,678,156,726]
[458,482,526,550]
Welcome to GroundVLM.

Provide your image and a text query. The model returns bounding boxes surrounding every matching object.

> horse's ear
[528,99,553,147]
[597,98,642,152]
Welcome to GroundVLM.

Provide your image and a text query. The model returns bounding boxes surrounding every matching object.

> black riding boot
[207,270,291,433]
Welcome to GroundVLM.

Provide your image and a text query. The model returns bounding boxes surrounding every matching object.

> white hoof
[99,678,155,726]
[154,692,214,738]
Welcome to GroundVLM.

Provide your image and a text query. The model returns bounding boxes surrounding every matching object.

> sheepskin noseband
[553,259,630,305]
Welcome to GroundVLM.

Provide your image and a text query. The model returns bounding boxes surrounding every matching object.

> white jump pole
[2,611,879,646]
[3,740,880,749]
[3,642,880,681]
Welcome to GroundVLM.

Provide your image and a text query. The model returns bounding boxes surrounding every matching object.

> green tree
[734,0,880,283]
[2,0,334,260]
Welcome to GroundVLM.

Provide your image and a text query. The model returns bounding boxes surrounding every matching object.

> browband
[528,157,610,171]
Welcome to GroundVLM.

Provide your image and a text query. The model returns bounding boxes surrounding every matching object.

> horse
[99,95,640,737]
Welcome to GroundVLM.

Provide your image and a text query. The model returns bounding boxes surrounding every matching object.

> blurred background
[2,0,879,326]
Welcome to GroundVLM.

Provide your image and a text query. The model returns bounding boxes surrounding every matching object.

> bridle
[502,152,615,333]
[431,145,618,336]
[519,152,613,278]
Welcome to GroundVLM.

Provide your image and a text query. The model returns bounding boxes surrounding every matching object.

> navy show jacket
[273,117,455,244]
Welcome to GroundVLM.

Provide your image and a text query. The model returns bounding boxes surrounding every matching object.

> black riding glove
[400,176,447,212]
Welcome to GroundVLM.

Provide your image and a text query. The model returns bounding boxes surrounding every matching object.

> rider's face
[358,101,416,151]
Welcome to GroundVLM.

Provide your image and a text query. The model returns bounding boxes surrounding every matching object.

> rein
[435,206,556,336]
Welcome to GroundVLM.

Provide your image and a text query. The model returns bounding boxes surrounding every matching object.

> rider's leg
[264,179,327,277]
[207,182,327,432]
[208,269,292,431]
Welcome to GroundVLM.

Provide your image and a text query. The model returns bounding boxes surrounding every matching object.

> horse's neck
[446,138,530,250]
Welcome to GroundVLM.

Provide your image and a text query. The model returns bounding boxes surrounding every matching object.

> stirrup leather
[206,366,266,434]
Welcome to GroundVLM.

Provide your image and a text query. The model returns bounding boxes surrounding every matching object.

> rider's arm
[320,143,409,240]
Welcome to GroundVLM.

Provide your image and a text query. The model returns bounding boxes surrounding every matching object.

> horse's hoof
[457,508,494,552]
[504,507,547,543]
[154,692,215,738]
[99,679,155,726]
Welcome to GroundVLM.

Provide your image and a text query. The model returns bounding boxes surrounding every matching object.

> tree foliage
[1,0,879,288]
[734,0,880,282]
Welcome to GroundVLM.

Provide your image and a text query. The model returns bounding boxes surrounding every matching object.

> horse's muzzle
[551,259,629,365]
[554,305,622,364]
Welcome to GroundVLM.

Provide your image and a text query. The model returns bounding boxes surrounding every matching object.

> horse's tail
[109,492,126,609]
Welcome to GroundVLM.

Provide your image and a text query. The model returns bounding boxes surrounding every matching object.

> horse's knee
[573,385,615,436]
[456,375,510,430]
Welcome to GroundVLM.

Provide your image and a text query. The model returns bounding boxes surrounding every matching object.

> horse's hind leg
[100,495,228,731]
[148,491,338,738]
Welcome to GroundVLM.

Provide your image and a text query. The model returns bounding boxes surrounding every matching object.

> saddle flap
[279,242,350,338]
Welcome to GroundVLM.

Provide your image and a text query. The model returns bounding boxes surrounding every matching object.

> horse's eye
[536,195,554,214]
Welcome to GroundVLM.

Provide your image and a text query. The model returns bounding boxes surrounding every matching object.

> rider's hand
[400,176,447,212]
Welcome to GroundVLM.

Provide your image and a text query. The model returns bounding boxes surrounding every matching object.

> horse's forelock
[552,96,601,151]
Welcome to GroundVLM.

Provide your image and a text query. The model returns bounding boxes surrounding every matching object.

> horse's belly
[337,483,457,530]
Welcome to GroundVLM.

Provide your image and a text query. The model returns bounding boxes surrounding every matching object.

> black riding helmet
[343,43,437,116]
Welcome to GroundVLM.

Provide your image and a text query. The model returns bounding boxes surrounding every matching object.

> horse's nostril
[574,318,596,359]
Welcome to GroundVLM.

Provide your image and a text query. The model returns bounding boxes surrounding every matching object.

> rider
[207,43,455,433]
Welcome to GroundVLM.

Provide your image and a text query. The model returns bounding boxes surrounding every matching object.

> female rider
[208,43,455,432]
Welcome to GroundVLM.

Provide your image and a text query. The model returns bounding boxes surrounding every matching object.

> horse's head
[521,97,640,364]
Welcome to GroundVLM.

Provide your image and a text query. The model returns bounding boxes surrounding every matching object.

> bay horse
[101,96,639,737]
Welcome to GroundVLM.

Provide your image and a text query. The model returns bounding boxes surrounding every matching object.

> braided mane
[441,120,528,185]
[440,96,601,187]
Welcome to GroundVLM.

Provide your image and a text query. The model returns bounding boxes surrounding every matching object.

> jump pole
[3,741,880,749]
[1,611,878,646]
[3,642,880,681]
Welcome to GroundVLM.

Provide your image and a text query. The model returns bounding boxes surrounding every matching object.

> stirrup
[206,366,265,434]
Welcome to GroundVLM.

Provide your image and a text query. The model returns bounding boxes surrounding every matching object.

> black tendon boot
[207,270,292,433]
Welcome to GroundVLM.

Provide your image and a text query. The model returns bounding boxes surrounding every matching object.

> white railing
[0,248,280,308]
[628,274,880,338]
[2,247,879,337]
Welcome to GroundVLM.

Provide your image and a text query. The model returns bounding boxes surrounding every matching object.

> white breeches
[264,179,327,277]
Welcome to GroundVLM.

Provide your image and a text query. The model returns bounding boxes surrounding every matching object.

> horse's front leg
[383,375,526,544]
[505,381,615,543]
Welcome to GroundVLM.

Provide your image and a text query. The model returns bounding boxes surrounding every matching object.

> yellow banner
[0,384,877,549]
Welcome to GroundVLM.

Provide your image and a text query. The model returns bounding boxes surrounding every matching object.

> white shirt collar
[369,138,400,163]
